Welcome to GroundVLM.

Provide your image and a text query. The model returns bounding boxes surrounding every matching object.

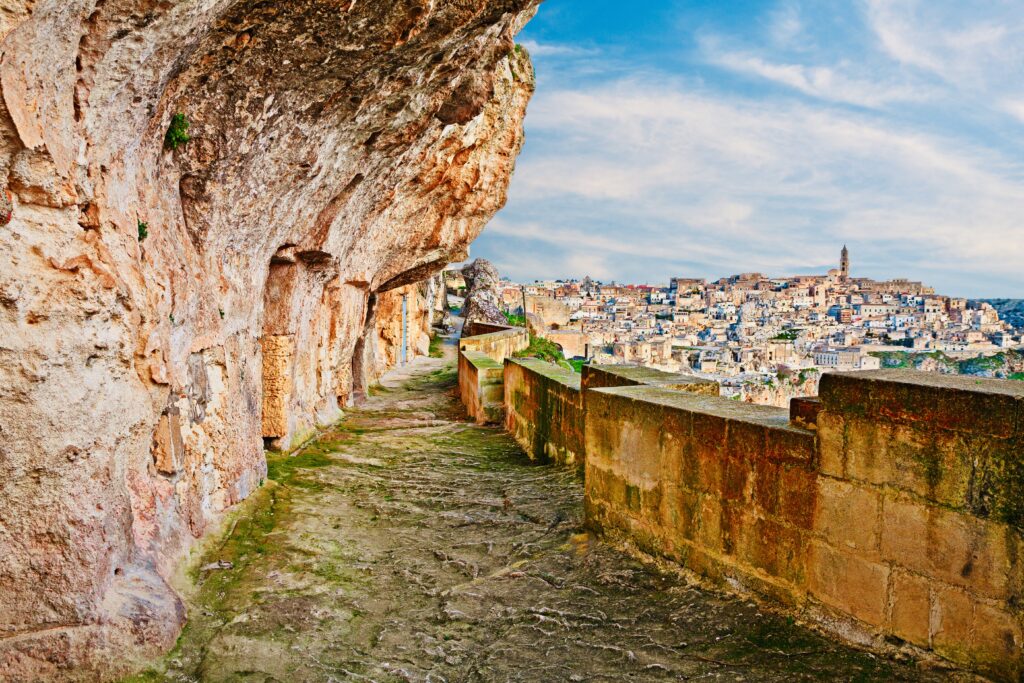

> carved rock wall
[0,1,536,679]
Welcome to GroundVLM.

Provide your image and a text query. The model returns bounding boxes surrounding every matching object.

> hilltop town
[462,247,1022,406]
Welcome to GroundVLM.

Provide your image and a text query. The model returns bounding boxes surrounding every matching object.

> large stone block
[816,410,845,478]
[973,436,1024,530]
[880,494,1014,601]
[808,539,890,626]
[927,584,1024,680]
[843,416,893,485]
[813,478,880,556]
[739,514,807,585]
[697,495,724,554]
[971,601,1024,679]
[889,570,930,647]
[764,423,816,463]
[779,463,817,531]
[931,584,975,663]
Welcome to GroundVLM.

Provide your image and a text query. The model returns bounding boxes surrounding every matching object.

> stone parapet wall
[456,325,529,426]
[463,321,518,339]
[454,327,1024,680]
[459,351,505,425]
[585,386,816,605]
[585,372,1023,681]
[813,371,1023,678]
[459,326,530,364]
[504,359,585,467]
[582,364,720,395]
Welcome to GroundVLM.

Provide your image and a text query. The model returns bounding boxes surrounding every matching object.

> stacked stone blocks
[456,323,1023,680]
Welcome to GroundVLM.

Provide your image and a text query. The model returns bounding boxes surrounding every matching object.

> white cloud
[1001,100,1024,125]
[767,3,804,47]
[705,49,928,108]
[863,0,1024,89]
[489,78,1024,294]
[518,39,597,58]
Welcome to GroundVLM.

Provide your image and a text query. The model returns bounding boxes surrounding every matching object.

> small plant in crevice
[169,313,176,325]
[137,220,149,241]
[219,308,225,320]
[164,113,191,150]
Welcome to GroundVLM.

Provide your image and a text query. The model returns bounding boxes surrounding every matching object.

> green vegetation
[164,113,191,150]
[503,312,527,327]
[868,349,1022,378]
[428,334,444,358]
[218,308,225,320]
[960,352,1006,374]
[265,448,335,489]
[514,334,566,365]
[568,359,587,373]
[771,330,799,341]
[1010,373,1024,381]
[137,220,148,241]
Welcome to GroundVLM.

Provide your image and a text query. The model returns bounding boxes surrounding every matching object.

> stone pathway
[129,341,954,682]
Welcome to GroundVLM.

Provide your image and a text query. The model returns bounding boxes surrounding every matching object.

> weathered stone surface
[504,357,585,466]
[460,257,508,327]
[581,363,719,395]
[460,349,505,424]
[0,1,537,679]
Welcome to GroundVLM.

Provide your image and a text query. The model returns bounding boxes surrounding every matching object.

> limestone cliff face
[0,1,536,679]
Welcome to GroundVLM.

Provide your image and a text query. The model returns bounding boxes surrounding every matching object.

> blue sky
[471,0,1024,298]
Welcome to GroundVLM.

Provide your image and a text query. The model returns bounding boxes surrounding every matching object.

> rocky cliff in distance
[0,1,537,679]
[461,257,508,327]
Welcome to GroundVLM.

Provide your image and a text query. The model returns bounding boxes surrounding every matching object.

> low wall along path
[128,333,950,681]
[458,324,1024,681]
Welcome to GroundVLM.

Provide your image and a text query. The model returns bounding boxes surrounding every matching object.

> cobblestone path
[130,344,953,682]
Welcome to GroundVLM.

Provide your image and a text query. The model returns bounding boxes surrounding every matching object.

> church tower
[840,245,850,280]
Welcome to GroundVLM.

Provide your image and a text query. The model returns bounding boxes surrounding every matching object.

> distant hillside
[868,349,1024,380]
[979,299,1024,328]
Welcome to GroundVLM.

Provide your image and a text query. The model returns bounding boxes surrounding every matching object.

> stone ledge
[819,370,1023,439]
[590,385,807,433]
[583,364,719,394]
[462,350,503,373]
[462,321,516,338]
[587,385,816,472]
[507,357,581,389]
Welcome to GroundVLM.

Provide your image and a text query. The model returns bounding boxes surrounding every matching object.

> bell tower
[840,245,850,280]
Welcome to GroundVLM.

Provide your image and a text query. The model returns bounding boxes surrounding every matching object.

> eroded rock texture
[0,1,536,679]
[461,257,507,326]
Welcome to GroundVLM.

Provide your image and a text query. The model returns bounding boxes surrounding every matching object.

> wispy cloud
[864,0,1024,89]
[518,39,598,58]
[704,48,928,108]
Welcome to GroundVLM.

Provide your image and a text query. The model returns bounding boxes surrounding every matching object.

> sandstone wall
[504,358,585,467]
[459,324,529,362]
[585,373,1024,681]
[459,350,505,425]
[457,323,1024,680]
[0,2,537,679]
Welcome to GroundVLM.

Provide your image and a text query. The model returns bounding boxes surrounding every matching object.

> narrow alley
[130,341,949,682]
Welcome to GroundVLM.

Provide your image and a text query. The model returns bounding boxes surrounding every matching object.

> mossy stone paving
[127,351,958,683]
